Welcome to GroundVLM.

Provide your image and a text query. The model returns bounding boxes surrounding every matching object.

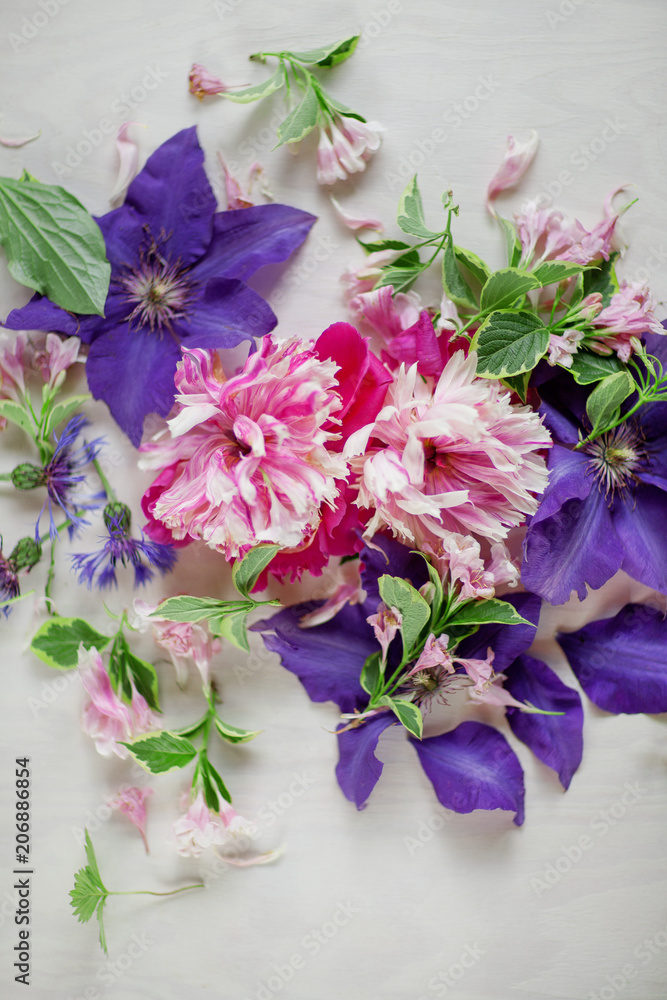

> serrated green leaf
[446,597,531,628]
[378,696,423,738]
[42,393,91,440]
[360,652,383,697]
[378,575,431,657]
[397,175,437,239]
[275,83,320,146]
[286,35,359,67]
[151,595,246,624]
[375,264,424,295]
[213,609,251,652]
[120,732,197,774]
[533,260,586,285]
[30,617,110,669]
[497,216,522,267]
[0,399,35,437]
[585,370,635,432]
[583,252,619,307]
[232,543,280,598]
[124,650,160,712]
[480,267,541,313]
[502,370,531,403]
[473,310,549,379]
[358,238,411,254]
[568,350,624,384]
[442,239,477,309]
[70,865,106,924]
[0,176,110,315]
[214,717,261,744]
[221,68,284,104]
[453,245,491,286]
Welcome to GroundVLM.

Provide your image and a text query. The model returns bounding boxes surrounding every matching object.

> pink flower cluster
[78,645,156,758]
[316,115,385,186]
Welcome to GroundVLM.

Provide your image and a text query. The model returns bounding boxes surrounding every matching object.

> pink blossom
[423,534,518,600]
[487,130,539,213]
[348,284,422,339]
[133,599,221,689]
[139,337,348,559]
[468,677,528,710]
[32,333,81,389]
[586,281,665,361]
[189,63,232,99]
[344,352,551,549]
[547,328,585,368]
[218,155,270,210]
[78,645,156,758]
[0,331,28,407]
[366,604,402,664]
[316,128,348,186]
[407,633,454,675]
[110,786,153,852]
[300,560,365,628]
[173,792,227,857]
[330,195,384,233]
[454,647,496,694]
[316,116,384,186]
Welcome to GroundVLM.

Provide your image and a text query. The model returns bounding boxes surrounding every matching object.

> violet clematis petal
[558,603,667,714]
[633,399,667,491]
[359,534,430,612]
[410,721,525,826]
[335,713,396,809]
[456,592,541,671]
[528,445,592,527]
[171,277,277,348]
[86,325,182,447]
[522,488,623,604]
[504,653,583,789]
[3,296,80,337]
[93,204,147,269]
[124,126,216,265]
[615,486,667,593]
[251,601,373,713]
[193,204,317,283]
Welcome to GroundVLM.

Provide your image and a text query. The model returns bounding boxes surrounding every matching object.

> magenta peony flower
[344,351,551,549]
[139,336,349,559]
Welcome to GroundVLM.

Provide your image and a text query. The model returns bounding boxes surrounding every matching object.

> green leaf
[0,176,110,315]
[214,609,251,652]
[360,652,383,698]
[397,175,437,239]
[30,617,110,669]
[378,575,431,656]
[583,253,619,307]
[502,371,530,403]
[286,35,360,67]
[480,267,541,313]
[453,245,491,286]
[413,552,444,623]
[442,239,477,309]
[324,95,365,121]
[446,597,532,628]
[275,82,320,146]
[150,595,246,624]
[533,261,586,285]
[221,68,284,104]
[568,350,624,385]
[42,393,91,440]
[473,310,549,379]
[585,370,635,432]
[124,650,160,712]
[0,399,35,437]
[232,543,280,598]
[497,217,522,267]
[196,755,232,809]
[214,717,261,744]
[120,732,197,774]
[70,831,109,955]
[358,238,411,254]
[377,696,423,738]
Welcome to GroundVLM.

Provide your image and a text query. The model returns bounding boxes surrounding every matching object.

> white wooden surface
[1,1,667,997]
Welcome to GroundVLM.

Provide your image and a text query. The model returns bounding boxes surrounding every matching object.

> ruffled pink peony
[78,645,156,758]
[344,352,551,549]
[139,335,349,559]
[133,599,221,689]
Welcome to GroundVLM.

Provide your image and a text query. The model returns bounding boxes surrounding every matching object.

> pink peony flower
[586,281,665,361]
[133,599,221,689]
[139,335,349,560]
[189,63,232,99]
[486,130,539,212]
[173,792,227,857]
[344,352,551,549]
[78,645,156,758]
[110,786,153,852]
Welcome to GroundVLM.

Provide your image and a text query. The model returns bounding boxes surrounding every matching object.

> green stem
[93,458,117,503]
[44,543,57,616]
[110,884,204,897]
[0,473,12,481]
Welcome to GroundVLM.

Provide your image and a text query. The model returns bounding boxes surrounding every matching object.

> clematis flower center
[584,424,646,497]
[120,240,195,333]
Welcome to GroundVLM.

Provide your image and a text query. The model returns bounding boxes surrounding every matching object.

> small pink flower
[139,337,349,559]
[78,645,156,758]
[454,647,496,694]
[133,599,221,689]
[218,156,270,210]
[547,328,585,368]
[173,792,227,857]
[0,332,28,410]
[487,130,539,213]
[367,603,403,665]
[407,634,454,676]
[316,128,348,186]
[316,116,384,186]
[189,63,231,99]
[32,333,81,389]
[587,281,665,361]
[110,786,153,852]
[423,533,517,600]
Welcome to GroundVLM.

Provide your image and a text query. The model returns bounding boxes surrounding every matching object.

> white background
[1,1,667,998]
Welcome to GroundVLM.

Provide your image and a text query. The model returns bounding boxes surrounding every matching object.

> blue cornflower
[71,502,177,590]
[11,414,105,540]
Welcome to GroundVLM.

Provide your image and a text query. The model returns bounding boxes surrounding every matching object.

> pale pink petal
[330,196,384,233]
[487,130,539,212]
[0,125,40,148]
[110,786,153,852]
[110,122,145,202]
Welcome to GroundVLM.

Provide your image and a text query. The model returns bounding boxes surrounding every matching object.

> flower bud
[103,501,132,533]
[11,463,46,490]
[9,536,42,572]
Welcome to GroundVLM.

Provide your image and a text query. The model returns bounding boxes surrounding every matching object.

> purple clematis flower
[253,535,584,825]
[522,329,667,605]
[2,127,316,446]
